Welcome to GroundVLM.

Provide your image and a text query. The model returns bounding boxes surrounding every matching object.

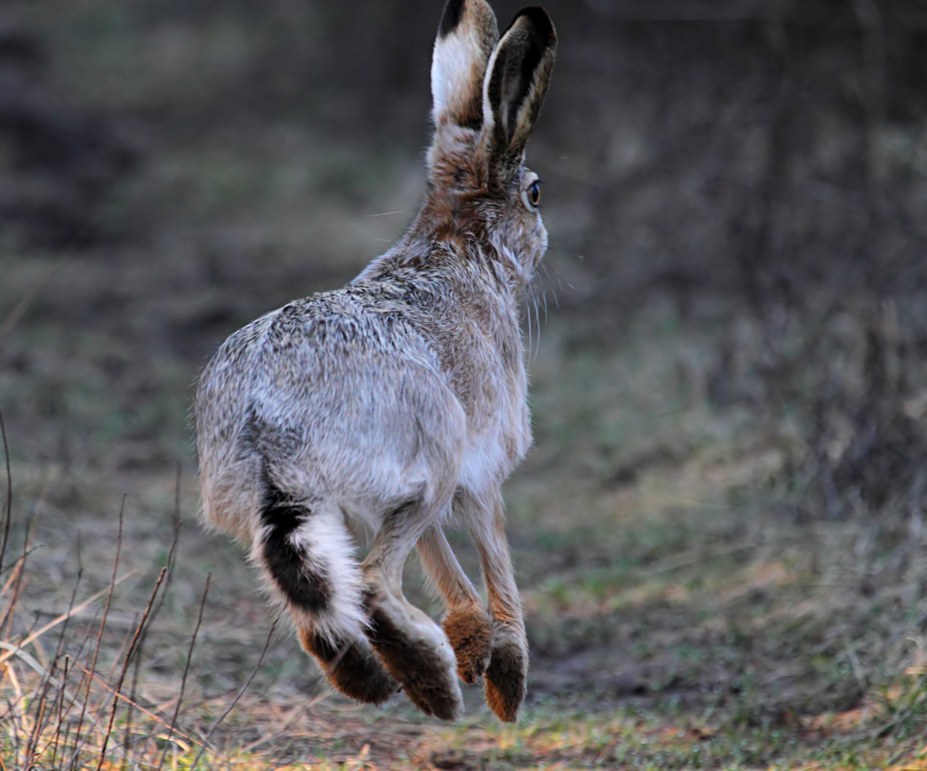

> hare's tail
[254,467,397,703]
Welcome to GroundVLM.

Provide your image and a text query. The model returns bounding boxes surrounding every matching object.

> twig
[122,635,144,770]
[49,656,70,768]
[120,475,183,768]
[58,659,203,749]
[191,619,280,768]
[156,573,210,771]
[71,497,125,763]
[237,703,316,755]
[1,513,35,641]
[0,551,27,627]
[0,574,138,668]
[19,564,84,770]
[0,573,135,770]
[96,567,167,770]
[23,684,48,769]
[0,411,11,580]
[4,665,24,761]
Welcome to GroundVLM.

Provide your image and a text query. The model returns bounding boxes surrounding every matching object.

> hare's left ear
[483,7,557,158]
[432,0,499,130]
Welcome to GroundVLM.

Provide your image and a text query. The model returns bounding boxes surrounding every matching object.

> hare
[194,0,556,723]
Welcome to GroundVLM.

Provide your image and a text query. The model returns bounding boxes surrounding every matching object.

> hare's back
[198,291,467,510]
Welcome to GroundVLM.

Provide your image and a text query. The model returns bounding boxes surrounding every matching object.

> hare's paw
[444,604,492,684]
[365,591,463,720]
[298,628,398,705]
[484,626,528,723]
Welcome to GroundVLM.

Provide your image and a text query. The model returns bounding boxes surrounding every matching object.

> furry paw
[444,604,492,684]
[484,628,528,723]
[298,628,398,705]
[364,593,463,720]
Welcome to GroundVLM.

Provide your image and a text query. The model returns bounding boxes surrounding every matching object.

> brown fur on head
[424,0,557,282]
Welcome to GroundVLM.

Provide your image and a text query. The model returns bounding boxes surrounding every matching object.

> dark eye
[526,179,542,208]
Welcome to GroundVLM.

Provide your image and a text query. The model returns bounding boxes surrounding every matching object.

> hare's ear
[483,7,557,158]
[432,0,499,130]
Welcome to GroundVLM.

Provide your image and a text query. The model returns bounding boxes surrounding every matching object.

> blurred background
[2,0,927,765]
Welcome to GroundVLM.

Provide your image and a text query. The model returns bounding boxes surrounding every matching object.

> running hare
[195,0,556,722]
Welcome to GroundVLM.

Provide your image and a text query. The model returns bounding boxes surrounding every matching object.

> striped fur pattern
[194,0,556,722]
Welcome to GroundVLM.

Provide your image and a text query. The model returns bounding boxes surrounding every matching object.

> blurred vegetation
[2,0,927,767]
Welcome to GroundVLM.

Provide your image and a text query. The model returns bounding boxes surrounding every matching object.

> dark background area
[5,0,926,514]
[3,0,927,766]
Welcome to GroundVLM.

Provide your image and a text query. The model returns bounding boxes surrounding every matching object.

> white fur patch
[458,427,506,495]
[252,502,368,645]
[294,507,367,642]
[481,37,503,134]
[432,27,482,124]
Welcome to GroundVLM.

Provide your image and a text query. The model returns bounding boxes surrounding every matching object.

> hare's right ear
[432,0,499,130]
[483,8,557,159]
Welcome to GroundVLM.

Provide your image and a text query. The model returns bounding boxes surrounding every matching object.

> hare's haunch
[195,0,557,722]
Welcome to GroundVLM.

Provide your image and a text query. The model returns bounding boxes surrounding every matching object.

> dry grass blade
[71,497,125,760]
[50,656,71,767]
[1,516,35,642]
[121,493,182,761]
[60,662,204,750]
[0,411,11,580]
[0,641,48,679]
[24,687,48,767]
[156,572,210,771]
[237,701,319,756]
[0,552,26,613]
[0,573,137,669]
[36,571,85,767]
[95,566,167,769]
[190,619,280,768]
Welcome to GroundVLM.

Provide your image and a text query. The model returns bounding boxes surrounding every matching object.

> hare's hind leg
[416,525,492,685]
[460,489,528,723]
[256,477,396,704]
[296,627,395,705]
[362,497,463,720]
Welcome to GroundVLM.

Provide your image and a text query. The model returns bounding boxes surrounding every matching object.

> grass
[4,297,927,768]
[4,0,927,766]
[3,231,927,769]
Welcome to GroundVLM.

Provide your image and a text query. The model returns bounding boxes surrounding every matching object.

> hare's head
[424,0,557,284]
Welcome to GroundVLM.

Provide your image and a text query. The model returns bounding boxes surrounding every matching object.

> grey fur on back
[194,0,557,723]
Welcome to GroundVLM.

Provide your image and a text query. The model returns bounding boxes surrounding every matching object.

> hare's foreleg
[463,489,528,723]
[255,481,396,704]
[416,525,492,684]
[362,497,463,720]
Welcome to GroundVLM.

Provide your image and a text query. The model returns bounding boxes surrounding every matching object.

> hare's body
[195,0,556,722]
[197,252,529,625]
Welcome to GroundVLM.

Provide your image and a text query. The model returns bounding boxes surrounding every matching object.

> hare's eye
[524,180,542,209]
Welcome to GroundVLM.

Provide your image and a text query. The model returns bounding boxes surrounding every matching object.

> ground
[3,0,927,768]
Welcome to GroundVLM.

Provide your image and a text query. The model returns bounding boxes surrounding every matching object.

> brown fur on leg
[484,636,527,723]
[298,628,398,705]
[443,605,492,684]
[365,604,463,720]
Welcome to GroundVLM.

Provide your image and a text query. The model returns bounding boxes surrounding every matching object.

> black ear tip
[512,7,556,46]
[439,0,467,37]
